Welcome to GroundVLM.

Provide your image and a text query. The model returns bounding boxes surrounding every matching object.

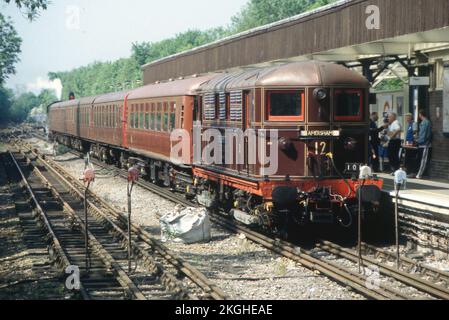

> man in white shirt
[387,112,402,174]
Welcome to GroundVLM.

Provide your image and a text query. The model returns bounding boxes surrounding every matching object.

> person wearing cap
[403,113,418,176]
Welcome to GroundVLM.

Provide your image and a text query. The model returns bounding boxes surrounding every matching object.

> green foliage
[375,78,405,91]
[37,88,58,108]
[230,0,337,33]
[0,13,22,84]
[9,91,39,123]
[0,87,55,124]
[49,58,142,100]
[0,86,14,124]
[50,0,336,99]
[132,28,229,66]
[2,0,49,21]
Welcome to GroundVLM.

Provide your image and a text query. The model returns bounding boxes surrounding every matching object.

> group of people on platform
[369,110,432,179]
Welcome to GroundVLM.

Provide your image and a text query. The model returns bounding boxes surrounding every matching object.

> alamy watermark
[365,5,380,30]
[170,122,279,175]
[365,265,381,290]
[65,5,81,31]
[65,265,80,290]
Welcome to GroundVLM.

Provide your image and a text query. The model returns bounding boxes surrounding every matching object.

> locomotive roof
[127,74,217,100]
[198,61,370,92]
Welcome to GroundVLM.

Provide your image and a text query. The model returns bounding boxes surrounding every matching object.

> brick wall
[429,90,449,180]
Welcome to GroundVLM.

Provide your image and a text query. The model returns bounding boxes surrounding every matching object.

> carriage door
[76,103,81,137]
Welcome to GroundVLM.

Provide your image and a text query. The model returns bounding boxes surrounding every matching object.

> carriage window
[156,103,162,131]
[144,103,149,130]
[334,89,363,121]
[170,103,176,130]
[150,103,155,130]
[132,105,136,128]
[163,103,169,131]
[113,105,116,127]
[104,105,107,127]
[267,90,304,121]
[145,112,150,130]
[140,104,144,129]
[107,106,110,127]
[134,107,139,129]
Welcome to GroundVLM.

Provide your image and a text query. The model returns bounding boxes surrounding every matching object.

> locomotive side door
[242,91,251,176]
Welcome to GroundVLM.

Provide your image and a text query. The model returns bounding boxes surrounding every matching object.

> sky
[1,0,247,97]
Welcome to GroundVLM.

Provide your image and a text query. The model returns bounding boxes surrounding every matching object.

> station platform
[379,173,449,218]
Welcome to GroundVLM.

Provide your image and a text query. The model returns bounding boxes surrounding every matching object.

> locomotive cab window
[267,90,305,121]
[334,89,363,121]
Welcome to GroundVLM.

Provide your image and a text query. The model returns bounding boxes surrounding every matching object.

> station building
[141,0,449,179]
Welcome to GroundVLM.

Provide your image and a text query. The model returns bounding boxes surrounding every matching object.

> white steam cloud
[27,77,63,100]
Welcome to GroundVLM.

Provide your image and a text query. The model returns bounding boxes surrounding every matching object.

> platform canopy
[141,0,449,85]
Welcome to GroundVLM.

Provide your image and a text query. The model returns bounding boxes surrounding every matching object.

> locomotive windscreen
[267,90,305,121]
[334,89,363,121]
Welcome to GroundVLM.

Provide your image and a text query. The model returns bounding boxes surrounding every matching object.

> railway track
[314,240,449,300]
[14,137,449,300]
[12,141,227,300]
[360,242,449,286]
[0,153,70,299]
[3,151,145,300]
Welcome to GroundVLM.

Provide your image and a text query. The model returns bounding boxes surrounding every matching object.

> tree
[2,0,49,20]
[9,91,39,123]
[131,28,229,66]
[0,85,13,125]
[230,0,337,33]
[38,89,58,108]
[0,14,22,84]
[1,0,50,93]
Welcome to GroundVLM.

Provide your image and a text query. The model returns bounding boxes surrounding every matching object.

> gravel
[21,138,369,300]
